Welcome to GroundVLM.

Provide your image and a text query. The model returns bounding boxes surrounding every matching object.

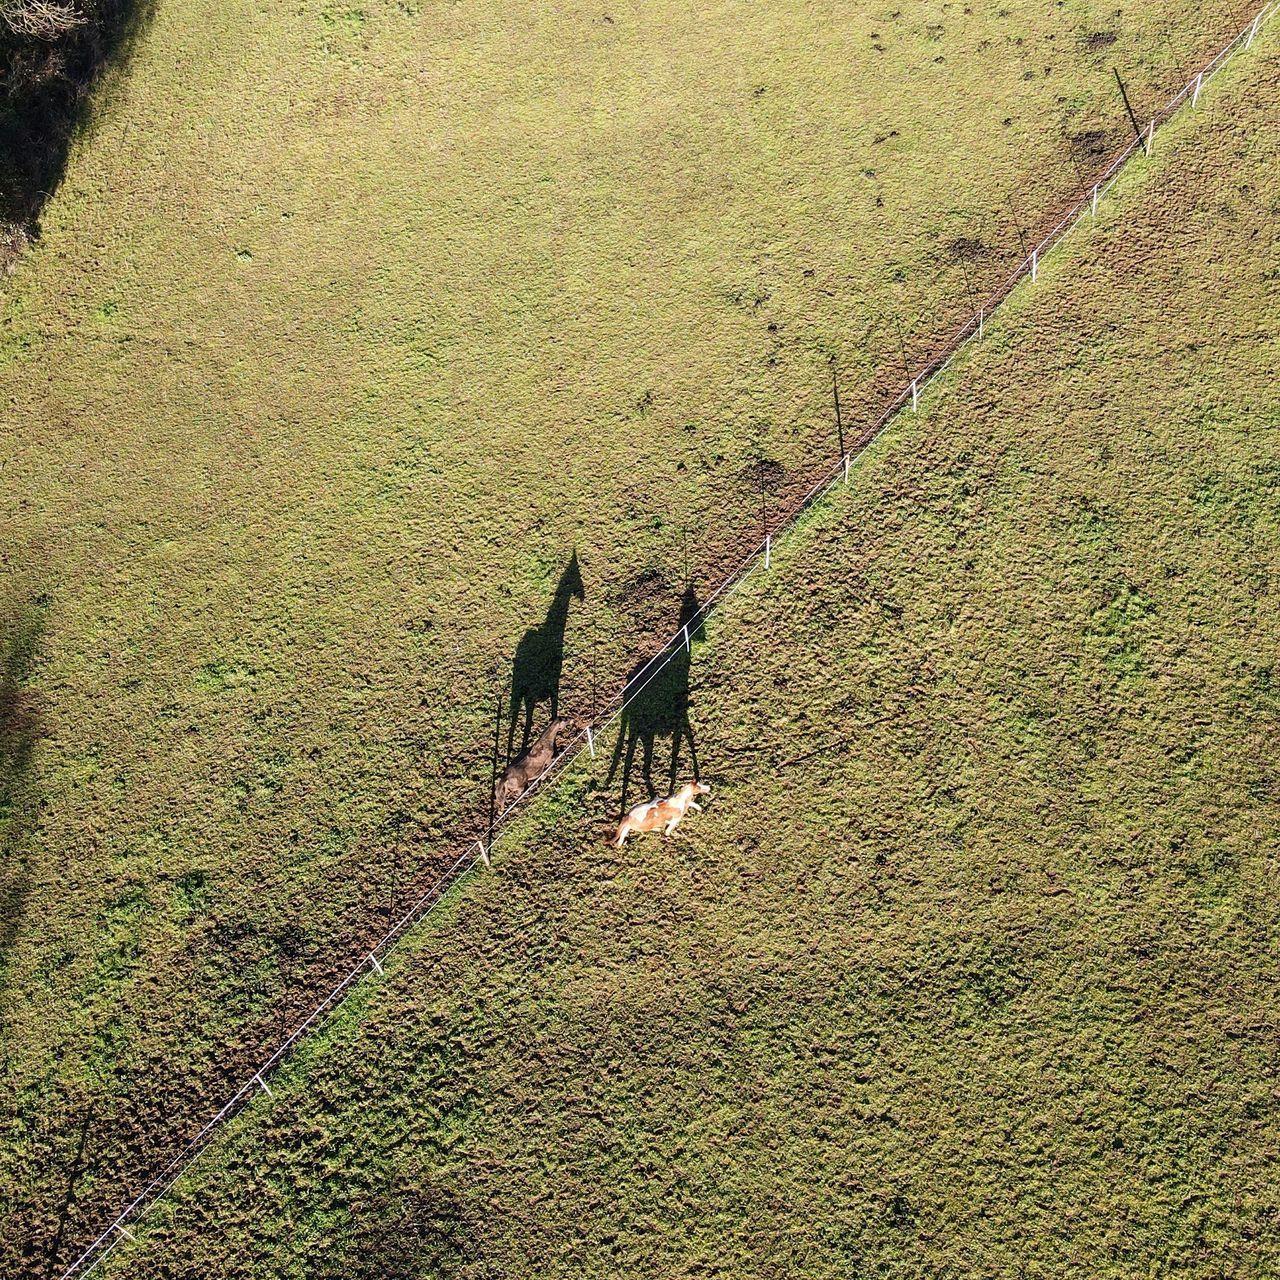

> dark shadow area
[507,551,584,760]
[321,1171,474,1280]
[0,593,46,1010]
[0,1,154,242]
[606,583,703,814]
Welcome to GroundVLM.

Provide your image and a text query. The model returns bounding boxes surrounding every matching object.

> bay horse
[496,716,574,812]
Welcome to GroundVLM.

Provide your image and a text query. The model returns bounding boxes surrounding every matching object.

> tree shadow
[0,1,156,239]
[606,583,703,814]
[507,551,584,760]
[0,595,46,1010]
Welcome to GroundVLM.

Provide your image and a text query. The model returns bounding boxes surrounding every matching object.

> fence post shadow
[0,595,46,1012]
[43,1102,97,1278]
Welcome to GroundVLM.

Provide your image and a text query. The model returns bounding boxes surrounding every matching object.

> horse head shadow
[606,583,702,814]
[507,552,585,760]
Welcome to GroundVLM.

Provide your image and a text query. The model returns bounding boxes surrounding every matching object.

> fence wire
[57,6,1278,1276]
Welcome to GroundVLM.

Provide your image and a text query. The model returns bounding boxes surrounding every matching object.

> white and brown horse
[614,781,710,847]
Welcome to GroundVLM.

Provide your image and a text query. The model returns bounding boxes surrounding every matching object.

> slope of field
[0,0,1265,1271]
[85,34,1280,1280]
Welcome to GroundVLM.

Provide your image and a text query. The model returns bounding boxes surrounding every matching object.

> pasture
[77,30,1280,1280]
[0,0,1265,1272]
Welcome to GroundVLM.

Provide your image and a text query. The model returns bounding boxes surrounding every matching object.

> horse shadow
[507,552,584,760]
[606,583,703,814]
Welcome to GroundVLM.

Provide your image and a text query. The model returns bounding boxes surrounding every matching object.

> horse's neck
[543,589,574,637]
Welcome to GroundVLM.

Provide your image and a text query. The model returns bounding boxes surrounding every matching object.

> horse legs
[640,732,656,798]
[619,729,639,815]
[506,686,520,762]
[520,697,535,756]
[606,719,627,787]
[682,716,701,781]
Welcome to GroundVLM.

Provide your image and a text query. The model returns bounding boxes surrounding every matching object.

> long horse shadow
[507,552,584,760]
[1,1,155,239]
[0,596,46,1011]
[606,583,703,814]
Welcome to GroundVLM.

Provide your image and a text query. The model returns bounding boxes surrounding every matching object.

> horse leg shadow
[609,724,640,817]
[639,732,657,800]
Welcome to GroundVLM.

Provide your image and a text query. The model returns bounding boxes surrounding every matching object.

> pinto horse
[614,781,711,846]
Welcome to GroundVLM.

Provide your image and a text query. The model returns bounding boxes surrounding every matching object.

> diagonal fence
[57,5,1278,1276]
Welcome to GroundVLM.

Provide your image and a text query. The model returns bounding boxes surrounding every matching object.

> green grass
[0,0,1267,1272]
[85,33,1280,1280]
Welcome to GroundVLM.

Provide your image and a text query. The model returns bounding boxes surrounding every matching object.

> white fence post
[368,953,383,975]
[476,839,490,868]
[254,1073,272,1098]
[843,453,850,483]
[911,379,918,411]
[978,306,984,340]
[1031,248,1038,282]
[1146,118,1154,155]
[765,535,771,569]
[1192,71,1203,108]
[1248,12,1260,46]
[1091,183,1099,217]
[586,725,595,757]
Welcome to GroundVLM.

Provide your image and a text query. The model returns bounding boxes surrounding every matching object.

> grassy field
[76,32,1280,1280]
[0,0,1267,1272]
